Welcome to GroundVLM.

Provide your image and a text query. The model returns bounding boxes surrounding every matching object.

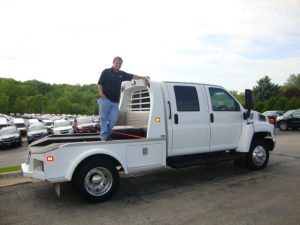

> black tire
[18,138,22,147]
[278,121,288,131]
[247,139,269,170]
[73,159,119,203]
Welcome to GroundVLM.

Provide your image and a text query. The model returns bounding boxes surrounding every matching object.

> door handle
[167,101,172,119]
[174,114,179,124]
[210,113,214,123]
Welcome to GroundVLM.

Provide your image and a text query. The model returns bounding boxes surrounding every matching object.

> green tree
[0,93,9,114]
[263,97,277,112]
[253,75,281,102]
[285,97,300,110]
[283,87,300,100]
[230,90,245,106]
[273,97,287,111]
[284,74,300,88]
[12,97,28,114]
[253,101,265,112]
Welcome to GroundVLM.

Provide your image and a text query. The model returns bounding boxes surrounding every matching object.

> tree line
[0,79,98,115]
[0,74,299,115]
[230,74,300,112]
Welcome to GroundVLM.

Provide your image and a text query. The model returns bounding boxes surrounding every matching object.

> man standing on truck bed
[97,56,149,141]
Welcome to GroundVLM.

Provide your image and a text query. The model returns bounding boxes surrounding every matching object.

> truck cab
[22,79,275,203]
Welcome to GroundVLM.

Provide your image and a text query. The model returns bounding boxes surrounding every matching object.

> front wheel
[278,121,288,131]
[73,159,119,203]
[247,140,269,170]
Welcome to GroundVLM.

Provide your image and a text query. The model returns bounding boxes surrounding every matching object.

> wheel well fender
[69,153,126,181]
[251,132,275,151]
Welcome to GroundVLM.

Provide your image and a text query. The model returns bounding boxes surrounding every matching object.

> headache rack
[127,89,150,111]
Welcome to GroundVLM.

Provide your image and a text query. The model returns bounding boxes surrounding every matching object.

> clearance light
[46,156,54,162]
[155,117,161,122]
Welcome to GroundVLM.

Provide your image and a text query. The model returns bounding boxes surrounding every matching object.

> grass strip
[0,165,21,173]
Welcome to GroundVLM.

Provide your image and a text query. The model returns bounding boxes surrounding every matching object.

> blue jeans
[98,98,119,140]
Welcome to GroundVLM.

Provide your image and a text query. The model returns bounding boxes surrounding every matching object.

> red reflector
[46,156,54,162]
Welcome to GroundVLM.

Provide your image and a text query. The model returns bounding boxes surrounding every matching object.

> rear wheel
[73,159,119,203]
[247,140,269,170]
[278,121,288,131]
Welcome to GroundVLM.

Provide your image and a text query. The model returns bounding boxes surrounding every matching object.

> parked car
[263,110,284,125]
[27,119,40,128]
[0,118,9,130]
[13,118,27,135]
[0,114,13,125]
[52,119,74,135]
[74,117,98,133]
[42,120,54,134]
[27,123,48,144]
[0,126,22,148]
[276,109,300,131]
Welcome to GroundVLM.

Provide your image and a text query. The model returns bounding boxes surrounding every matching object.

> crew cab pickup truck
[22,80,275,203]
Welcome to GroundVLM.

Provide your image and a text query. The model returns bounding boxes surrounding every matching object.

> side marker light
[46,156,54,162]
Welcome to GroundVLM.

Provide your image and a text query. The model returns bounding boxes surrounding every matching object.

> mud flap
[54,183,61,197]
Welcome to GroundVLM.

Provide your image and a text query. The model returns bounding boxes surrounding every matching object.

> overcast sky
[0,0,300,92]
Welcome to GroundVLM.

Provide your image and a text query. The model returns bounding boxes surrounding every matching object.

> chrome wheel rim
[84,167,113,196]
[252,145,267,166]
[279,122,287,130]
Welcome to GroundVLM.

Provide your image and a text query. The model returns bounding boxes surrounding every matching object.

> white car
[0,114,13,125]
[42,120,54,134]
[52,120,74,135]
[13,118,27,135]
[28,119,40,127]
[27,122,48,144]
[0,118,9,130]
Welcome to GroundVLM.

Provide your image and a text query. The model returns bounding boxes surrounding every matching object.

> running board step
[167,151,244,169]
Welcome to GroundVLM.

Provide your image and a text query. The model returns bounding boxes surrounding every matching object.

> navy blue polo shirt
[98,67,133,103]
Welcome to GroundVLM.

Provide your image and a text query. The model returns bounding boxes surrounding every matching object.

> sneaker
[100,136,107,141]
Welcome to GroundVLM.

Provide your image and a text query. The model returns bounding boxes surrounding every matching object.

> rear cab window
[174,86,200,111]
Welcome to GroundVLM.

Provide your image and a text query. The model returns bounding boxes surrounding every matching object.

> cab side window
[209,87,240,111]
[292,111,300,118]
[174,86,200,111]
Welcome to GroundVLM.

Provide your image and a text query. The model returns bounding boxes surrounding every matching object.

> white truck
[21,80,275,203]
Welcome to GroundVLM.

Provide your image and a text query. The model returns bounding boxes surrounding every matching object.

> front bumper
[0,139,20,147]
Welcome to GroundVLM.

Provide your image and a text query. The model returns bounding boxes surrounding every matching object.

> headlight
[15,135,20,139]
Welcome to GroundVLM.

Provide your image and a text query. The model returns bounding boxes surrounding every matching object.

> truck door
[205,86,243,151]
[165,83,210,156]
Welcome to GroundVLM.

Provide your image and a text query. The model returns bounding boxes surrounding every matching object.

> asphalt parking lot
[0,130,299,225]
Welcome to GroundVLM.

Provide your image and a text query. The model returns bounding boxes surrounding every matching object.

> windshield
[283,110,295,117]
[0,127,18,136]
[15,123,26,128]
[263,111,277,116]
[0,125,7,130]
[29,123,46,132]
[77,118,93,125]
[54,120,70,128]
